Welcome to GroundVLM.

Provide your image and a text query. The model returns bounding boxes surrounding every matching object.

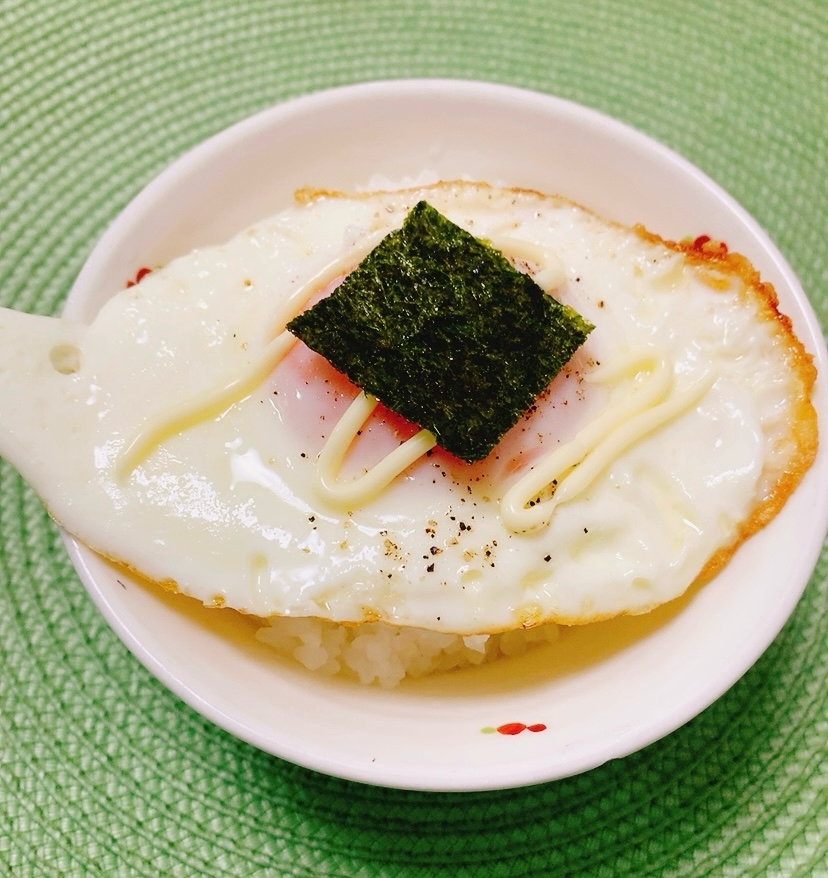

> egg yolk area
[269,329,595,499]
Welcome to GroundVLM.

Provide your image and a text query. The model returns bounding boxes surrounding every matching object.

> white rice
[255,617,559,687]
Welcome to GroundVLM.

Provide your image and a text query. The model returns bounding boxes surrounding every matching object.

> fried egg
[0,182,817,634]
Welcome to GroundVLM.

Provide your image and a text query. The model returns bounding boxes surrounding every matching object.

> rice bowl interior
[48,81,827,790]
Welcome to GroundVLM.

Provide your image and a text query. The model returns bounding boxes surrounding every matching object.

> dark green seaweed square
[287,201,592,462]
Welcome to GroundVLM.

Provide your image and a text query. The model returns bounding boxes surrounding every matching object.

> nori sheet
[287,201,593,462]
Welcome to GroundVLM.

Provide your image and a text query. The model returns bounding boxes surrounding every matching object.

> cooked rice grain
[255,617,559,687]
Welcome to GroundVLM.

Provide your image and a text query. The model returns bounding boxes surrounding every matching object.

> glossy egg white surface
[0,182,812,634]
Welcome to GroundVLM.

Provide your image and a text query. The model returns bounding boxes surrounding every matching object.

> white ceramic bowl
[63,79,828,791]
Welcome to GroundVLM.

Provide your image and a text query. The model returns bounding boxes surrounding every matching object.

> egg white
[0,182,816,633]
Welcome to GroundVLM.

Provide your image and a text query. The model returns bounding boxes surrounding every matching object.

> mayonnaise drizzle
[115,229,714,538]
[115,227,388,479]
[500,352,715,533]
[116,330,297,479]
[314,391,436,508]
[485,234,567,291]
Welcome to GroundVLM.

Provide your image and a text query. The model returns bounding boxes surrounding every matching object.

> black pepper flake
[544,554,552,562]
[427,563,435,573]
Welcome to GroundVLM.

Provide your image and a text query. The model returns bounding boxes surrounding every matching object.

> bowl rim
[62,78,828,791]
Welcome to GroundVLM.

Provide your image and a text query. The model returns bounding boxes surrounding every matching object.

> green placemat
[1,1,826,875]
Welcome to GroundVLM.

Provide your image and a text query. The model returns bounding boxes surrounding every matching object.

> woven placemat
[1,1,826,875]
